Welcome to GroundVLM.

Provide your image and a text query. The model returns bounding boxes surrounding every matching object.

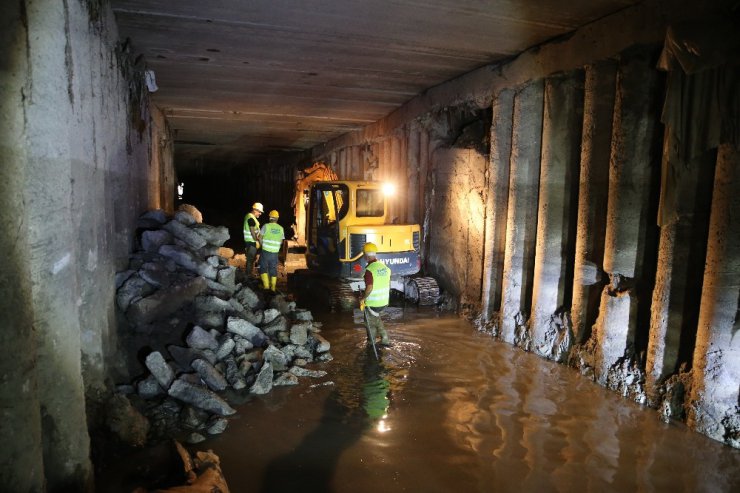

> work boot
[260,273,270,290]
[270,276,278,293]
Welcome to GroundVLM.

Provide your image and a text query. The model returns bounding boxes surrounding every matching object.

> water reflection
[204,310,739,493]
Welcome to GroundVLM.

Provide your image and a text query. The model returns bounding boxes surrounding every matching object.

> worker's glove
[256,241,261,249]
[359,300,366,312]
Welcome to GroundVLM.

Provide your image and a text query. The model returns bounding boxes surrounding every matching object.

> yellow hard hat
[363,242,378,254]
[252,202,264,213]
[269,210,279,219]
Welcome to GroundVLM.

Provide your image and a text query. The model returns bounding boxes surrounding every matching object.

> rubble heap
[113,207,333,445]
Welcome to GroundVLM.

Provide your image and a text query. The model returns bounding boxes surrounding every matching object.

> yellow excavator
[290,179,439,310]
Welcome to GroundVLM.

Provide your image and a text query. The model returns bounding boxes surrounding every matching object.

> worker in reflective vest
[360,242,391,346]
[259,210,284,292]
[243,202,263,278]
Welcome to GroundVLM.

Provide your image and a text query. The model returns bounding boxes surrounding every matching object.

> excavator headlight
[382,182,396,196]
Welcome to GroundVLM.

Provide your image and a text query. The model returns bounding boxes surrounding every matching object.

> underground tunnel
[1,0,739,491]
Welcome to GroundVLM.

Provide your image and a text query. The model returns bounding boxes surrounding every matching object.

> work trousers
[259,250,279,277]
[245,242,258,277]
[364,306,389,345]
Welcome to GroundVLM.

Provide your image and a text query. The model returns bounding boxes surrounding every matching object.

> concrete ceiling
[112,0,637,168]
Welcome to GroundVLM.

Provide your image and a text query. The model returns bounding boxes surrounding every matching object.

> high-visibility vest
[261,222,284,253]
[365,260,391,307]
[243,213,259,243]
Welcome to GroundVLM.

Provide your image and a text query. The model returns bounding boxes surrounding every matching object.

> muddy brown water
[194,308,740,493]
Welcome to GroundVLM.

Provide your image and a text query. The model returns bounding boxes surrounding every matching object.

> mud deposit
[195,309,739,493]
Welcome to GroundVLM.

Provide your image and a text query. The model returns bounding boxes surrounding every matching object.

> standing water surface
[199,308,740,493]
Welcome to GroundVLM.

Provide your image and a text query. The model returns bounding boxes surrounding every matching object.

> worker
[359,242,391,347]
[259,210,284,292]
[243,202,264,278]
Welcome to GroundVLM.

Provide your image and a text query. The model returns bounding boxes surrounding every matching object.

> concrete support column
[571,61,617,343]
[0,3,45,489]
[646,145,715,400]
[25,0,93,488]
[530,71,584,361]
[499,80,544,346]
[688,144,740,445]
[592,49,661,385]
[481,89,515,322]
[407,125,421,225]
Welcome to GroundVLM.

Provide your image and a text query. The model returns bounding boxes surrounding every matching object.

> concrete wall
[308,0,740,447]
[0,0,174,489]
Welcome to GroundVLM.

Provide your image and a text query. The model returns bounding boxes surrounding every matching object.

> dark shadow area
[676,149,717,370]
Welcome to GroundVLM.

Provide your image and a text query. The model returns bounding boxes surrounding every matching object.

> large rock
[310,333,331,353]
[177,204,203,223]
[141,229,173,253]
[242,309,263,326]
[289,322,310,346]
[140,209,168,225]
[105,394,150,447]
[262,308,280,325]
[206,279,235,298]
[223,356,246,390]
[115,270,136,290]
[250,362,274,395]
[207,417,229,435]
[294,309,313,322]
[186,326,219,351]
[289,366,327,378]
[192,224,230,247]
[217,266,237,290]
[137,374,164,399]
[139,266,171,289]
[227,317,267,347]
[195,295,232,314]
[168,345,214,370]
[168,378,236,416]
[159,245,217,279]
[234,285,260,310]
[262,315,288,337]
[233,337,254,355]
[117,274,155,312]
[196,311,225,329]
[216,336,235,361]
[270,295,296,316]
[191,359,228,391]
[263,345,289,372]
[127,277,208,325]
[174,210,198,226]
[145,351,175,389]
[274,373,299,386]
[163,220,207,249]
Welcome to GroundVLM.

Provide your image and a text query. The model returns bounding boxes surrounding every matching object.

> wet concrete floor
[197,307,740,493]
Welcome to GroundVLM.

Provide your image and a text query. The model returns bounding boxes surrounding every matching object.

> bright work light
[382,182,396,196]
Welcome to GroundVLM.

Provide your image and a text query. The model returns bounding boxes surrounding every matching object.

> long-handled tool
[357,291,379,361]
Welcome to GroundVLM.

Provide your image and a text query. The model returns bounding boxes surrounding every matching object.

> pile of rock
[112,206,332,444]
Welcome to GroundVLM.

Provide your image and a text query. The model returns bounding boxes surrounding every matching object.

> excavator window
[356,189,384,217]
[309,184,349,256]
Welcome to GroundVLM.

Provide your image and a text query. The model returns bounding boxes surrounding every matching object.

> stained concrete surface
[173,310,740,493]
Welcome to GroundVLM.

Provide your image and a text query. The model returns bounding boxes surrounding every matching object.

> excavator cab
[297,180,438,308]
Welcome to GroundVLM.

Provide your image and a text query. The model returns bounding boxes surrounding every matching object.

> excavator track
[326,280,358,312]
[405,277,439,306]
